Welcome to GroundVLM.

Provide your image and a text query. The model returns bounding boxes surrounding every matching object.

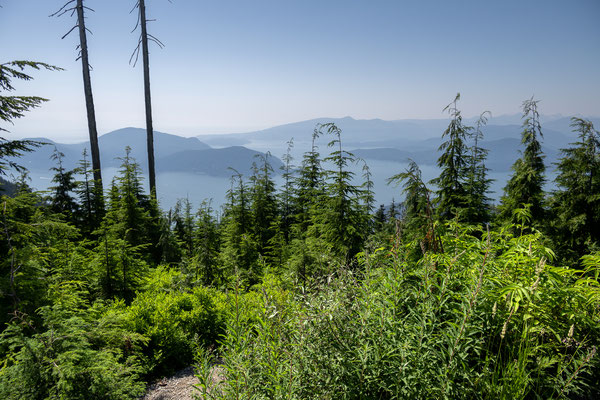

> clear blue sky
[2,0,599,142]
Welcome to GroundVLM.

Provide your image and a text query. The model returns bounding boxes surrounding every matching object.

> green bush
[0,282,146,400]
[196,223,600,399]
[120,266,225,377]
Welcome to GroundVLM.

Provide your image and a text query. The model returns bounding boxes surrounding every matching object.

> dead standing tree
[51,0,104,212]
[130,0,167,198]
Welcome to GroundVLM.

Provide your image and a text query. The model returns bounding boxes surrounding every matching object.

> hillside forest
[2,27,600,400]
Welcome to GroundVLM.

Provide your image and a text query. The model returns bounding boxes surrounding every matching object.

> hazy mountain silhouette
[157,146,283,177]
[196,115,590,171]
[11,127,280,177]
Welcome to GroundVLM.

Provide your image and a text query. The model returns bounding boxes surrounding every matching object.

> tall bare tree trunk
[76,0,103,199]
[139,0,156,197]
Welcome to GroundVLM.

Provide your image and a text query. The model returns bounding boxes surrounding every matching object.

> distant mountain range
[197,115,600,172]
[12,128,282,177]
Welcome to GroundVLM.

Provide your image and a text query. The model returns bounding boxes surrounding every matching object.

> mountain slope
[9,128,281,177]
[157,147,283,177]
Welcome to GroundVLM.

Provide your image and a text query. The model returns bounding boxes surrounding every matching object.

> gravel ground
[141,366,223,400]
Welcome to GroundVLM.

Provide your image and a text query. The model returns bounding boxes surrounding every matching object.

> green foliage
[49,147,79,223]
[0,61,62,132]
[191,200,221,284]
[551,118,600,264]
[197,220,600,399]
[118,267,224,377]
[500,97,546,226]
[249,153,279,265]
[463,111,493,224]
[0,60,61,175]
[0,191,79,326]
[0,282,146,400]
[76,149,104,235]
[388,159,439,256]
[220,170,261,285]
[431,93,471,220]
[4,94,600,400]
[313,123,368,262]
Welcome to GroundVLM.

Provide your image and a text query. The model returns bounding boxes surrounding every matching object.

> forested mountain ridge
[9,127,281,177]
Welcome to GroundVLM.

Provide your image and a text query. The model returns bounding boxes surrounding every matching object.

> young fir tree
[157,208,183,265]
[500,97,546,225]
[249,153,278,264]
[49,147,80,223]
[388,198,398,221]
[94,158,150,301]
[388,160,439,254]
[292,126,325,232]
[373,204,387,233]
[114,147,152,248]
[220,170,259,285]
[76,149,103,234]
[317,123,365,262]
[551,118,600,262]
[193,200,221,284]
[431,93,470,220]
[279,139,295,244]
[360,158,376,219]
[172,198,195,258]
[463,111,493,224]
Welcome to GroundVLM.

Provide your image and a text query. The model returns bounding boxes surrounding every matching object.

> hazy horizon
[10,112,600,145]
[2,0,599,143]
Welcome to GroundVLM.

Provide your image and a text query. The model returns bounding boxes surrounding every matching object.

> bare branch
[61,24,79,40]
[129,37,142,66]
[130,0,140,14]
[49,0,76,17]
[130,7,142,33]
[148,34,165,48]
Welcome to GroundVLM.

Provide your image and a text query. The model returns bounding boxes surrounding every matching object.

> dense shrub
[0,282,146,400]
[196,223,600,399]
[116,266,226,377]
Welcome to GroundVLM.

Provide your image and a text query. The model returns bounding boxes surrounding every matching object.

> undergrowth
[196,222,600,399]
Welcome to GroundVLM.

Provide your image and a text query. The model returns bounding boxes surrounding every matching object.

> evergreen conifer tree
[293,126,325,231]
[389,160,435,246]
[49,147,79,223]
[94,152,150,300]
[1,61,61,174]
[500,97,546,225]
[431,93,470,220]
[193,200,221,284]
[249,153,278,262]
[76,149,103,234]
[172,198,195,258]
[317,123,365,261]
[463,111,493,224]
[551,117,600,262]
[279,139,295,244]
[220,170,259,284]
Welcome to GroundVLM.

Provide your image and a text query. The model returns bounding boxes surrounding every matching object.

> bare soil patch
[141,366,205,400]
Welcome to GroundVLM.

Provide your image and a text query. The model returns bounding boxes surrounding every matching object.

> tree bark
[139,0,156,197]
[76,0,103,199]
